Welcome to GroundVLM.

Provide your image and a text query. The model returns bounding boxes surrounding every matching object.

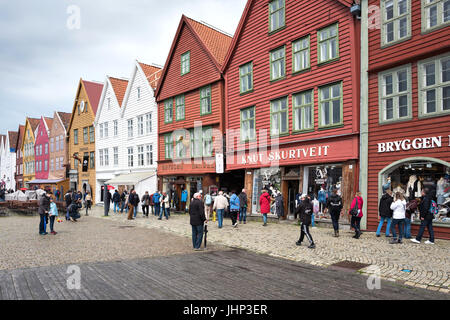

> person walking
[295,195,315,249]
[38,190,51,235]
[85,191,92,216]
[204,192,213,222]
[128,189,140,220]
[376,189,393,238]
[159,192,170,220]
[181,187,188,213]
[238,189,248,224]
[389,192,407,244]
[349,191,364,239]
[64,190,73,221]
[120,190,128,214]
[104,189,112,217]
[411,189,435,245]
[153,191,161,217]
[404,198,418,239]
[189,193,206,251]
[49,197,58,235]
[259,189,271,227]
[149,192,155,215]
[327,189,343,237]
[112,190,121,214]
[213,191,228,229]
[229,190,240,228]
[141,191,150,218]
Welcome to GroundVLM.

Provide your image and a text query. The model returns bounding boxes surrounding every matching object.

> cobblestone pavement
[0,214,228,271]
[90,207,450,294]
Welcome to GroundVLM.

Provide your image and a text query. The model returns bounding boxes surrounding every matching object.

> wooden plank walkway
[0,249,448,300]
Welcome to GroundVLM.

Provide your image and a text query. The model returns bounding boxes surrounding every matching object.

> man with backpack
[204,192,213,221]
[327,189,343,237]
[411,189,435,244]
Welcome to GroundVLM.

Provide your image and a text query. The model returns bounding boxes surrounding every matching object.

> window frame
[83,127,88,144]
[378,64,413,124]
[137,115,144,136]
[164,99,173,124]
[145,113,152,134]
[200,86,212,115]
[137,145,145,167]
[270,96,289,137]
[269,46,286,82]
[146,144,153,166]
[164,134,173,160]
[114,120,118,137]
[421,0,450,33]
[89,126,95,143]
[113,147,119,167]
[239,62,254,94]
[292,35,311,73]
[381,0,411,47]
[317,23,339,65]
[268,0,286,34]
[90,152,95,169]
[127,119,134,139]
[175,95,185,121]
[292,89,315,133]
[202,127,213,157]
[418,53,450,118]
[127,147,134,168]
[318,81,344,129]
[240,106,256,142]
[181,51,191,75]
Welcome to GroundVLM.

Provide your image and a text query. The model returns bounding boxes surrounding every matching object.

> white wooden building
[0,131,18,191]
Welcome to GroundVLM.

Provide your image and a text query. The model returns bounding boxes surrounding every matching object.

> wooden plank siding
[366,0,450,239]
[224,0,360,161]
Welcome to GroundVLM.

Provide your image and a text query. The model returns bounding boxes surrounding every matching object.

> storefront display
[251,167,281,214]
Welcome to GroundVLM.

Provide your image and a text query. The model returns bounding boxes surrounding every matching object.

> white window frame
[104,122,109,138]
[99,123,104,139]
[378,64,413,123]
[127,119,134,139]
[418,53,450,118]
[138,145,144,166]
[145,113,152,134]
[127,147,134,167]
[421,0,450,32]
[99,149,104,167]
[104,148,109,166]
[114,120,118,137]
[146,144,153,166]
[113,147,119,166]
[381,0,411,47]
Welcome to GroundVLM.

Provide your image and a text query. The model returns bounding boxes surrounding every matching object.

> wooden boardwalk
[0,249,448,300]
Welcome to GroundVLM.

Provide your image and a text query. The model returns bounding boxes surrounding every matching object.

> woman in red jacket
[349,191,364,239]
[259,189,271,227]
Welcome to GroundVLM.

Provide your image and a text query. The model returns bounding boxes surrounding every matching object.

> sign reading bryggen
[377,136,450,153]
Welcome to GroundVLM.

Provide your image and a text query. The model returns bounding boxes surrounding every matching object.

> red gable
[82,80,104,115]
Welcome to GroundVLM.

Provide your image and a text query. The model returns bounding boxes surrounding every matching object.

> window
[99,149,104,167]
[181,51,190,75]
[51,159,54,172]
[137,87,141,100]
[200,86,212,115]
[292,36,310,72]
[45,143,48,155]
[422,0,450,31]
[319,82,343,127]
[138,145,144,166]
[104,122,108,138]
[60,157,64,169]
[164,99,173,123]
[113,147,119,166]
[89,126,95,143]
[379,65,412,122]
[74,129,78,145]
[83,127,88,144]
[418,54,450,117]
[146,144,153,166]
[381,0,410,46]
[138,116,144,136]
[128,147,134,167]
[164,134,173,159]
[270,97,289,136]
[240,107,256,141]
[202,127,213,157]
[293,90,314,132]
[44,160,48,171]
[99,123,104,139]
[104,148,109,166]
[50,138,54,153]
[145,114,152,134]
[175,132,187,159]
[176,95,185,121]
[318,24,339,64]
[128,119,134,138]
[270,47,286,81]
[55,136,60,152]
[90,152,95,169]
[56,158,60,170]
[40,145,42,156]
[240,62,253,94]
[269,0,285,33]
[60,135,63,150]
[114,120,118,137]
[39,161,42,172]
[190,127,203,158]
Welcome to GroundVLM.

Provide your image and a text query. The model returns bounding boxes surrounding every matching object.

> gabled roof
[15,125,24,151]
[82,80,104,116]
[28,118,40,132]
[109,77,129,106]
[56,112,72,131]
[8,131,18,151]
[43,117,54,134]
[0,135,5,149]
[222,0,354,72]
[138,62,162,90]
[155,15,233,98]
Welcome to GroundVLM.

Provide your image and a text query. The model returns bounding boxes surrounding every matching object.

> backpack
[205,194,212,206]
[429,200,439,216]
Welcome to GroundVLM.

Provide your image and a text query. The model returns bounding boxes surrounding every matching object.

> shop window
[381,0,411,46]
[379,65,412,123]
[303,165,343,201]
[251,167,282,215]
[317,24,339,64]
[418,53,450,117]
[421,0,450,32]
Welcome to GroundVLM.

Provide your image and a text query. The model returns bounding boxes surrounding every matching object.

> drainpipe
[360,0,369,230]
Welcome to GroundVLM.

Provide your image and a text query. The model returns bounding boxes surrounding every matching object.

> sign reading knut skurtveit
[377,135,450,153]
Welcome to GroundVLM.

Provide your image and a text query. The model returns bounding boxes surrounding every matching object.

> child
[49,198,59,235]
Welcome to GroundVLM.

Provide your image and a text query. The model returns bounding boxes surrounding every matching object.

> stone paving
[90,206,450,294]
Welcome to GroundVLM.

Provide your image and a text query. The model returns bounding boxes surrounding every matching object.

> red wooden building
[155,15,233,208]
[222,0,361,218]
[366,0,450,239]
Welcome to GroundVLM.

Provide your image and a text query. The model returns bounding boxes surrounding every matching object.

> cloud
[0,0,246,132]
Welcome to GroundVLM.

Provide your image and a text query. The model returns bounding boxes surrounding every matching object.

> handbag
[350,197,359,217]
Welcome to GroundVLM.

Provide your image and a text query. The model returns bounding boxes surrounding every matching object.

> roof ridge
[108,76,129,82]
[137,61,163,69]
[186,16,233,38]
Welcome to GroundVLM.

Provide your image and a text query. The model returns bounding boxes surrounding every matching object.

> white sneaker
[410,239,420,244]
[425,240,435,245]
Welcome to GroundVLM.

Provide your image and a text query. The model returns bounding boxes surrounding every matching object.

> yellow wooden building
[21,117,41,188]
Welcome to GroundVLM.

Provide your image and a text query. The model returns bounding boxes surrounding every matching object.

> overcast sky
[0,0,246,134]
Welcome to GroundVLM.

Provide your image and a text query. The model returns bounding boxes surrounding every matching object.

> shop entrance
[220,170,245,194]
[287,180,299,218]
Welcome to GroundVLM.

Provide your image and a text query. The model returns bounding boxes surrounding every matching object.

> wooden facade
[222,0,361,216]
[15,125,24,190]
[366,0,450,239]
[21,118,40,187]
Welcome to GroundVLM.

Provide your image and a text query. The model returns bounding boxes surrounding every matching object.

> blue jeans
[416,218,435,243]
[391,218,405,241]
[49,216,56,232]
[155,203,160,217]
[376,216,392,236]
[113,202,120,213]
[216,209,224,228]
[192,225,204,249]
[404,218,411,239]
[121,201,128,213]
[263,213,267,224]
[66,208,70,220]
[311,213,315,227]
[159,206,169,219]
[39,214,47,234]
[239,207,247,222]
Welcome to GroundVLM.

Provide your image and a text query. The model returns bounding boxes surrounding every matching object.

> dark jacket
[378,193,393,218]
[112,191,121,203]
[418,195,433,220]
[120,192,127,202]
[275,194,284,217]
[106,191,112,203]
[327,194,343,214]
[129,193,140,206]
[189,198,206,226]
[238,192,248,209]
[295,199,313,225]
[142,194,150,206]
[64,193,72,207]
[38,194,51,215]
